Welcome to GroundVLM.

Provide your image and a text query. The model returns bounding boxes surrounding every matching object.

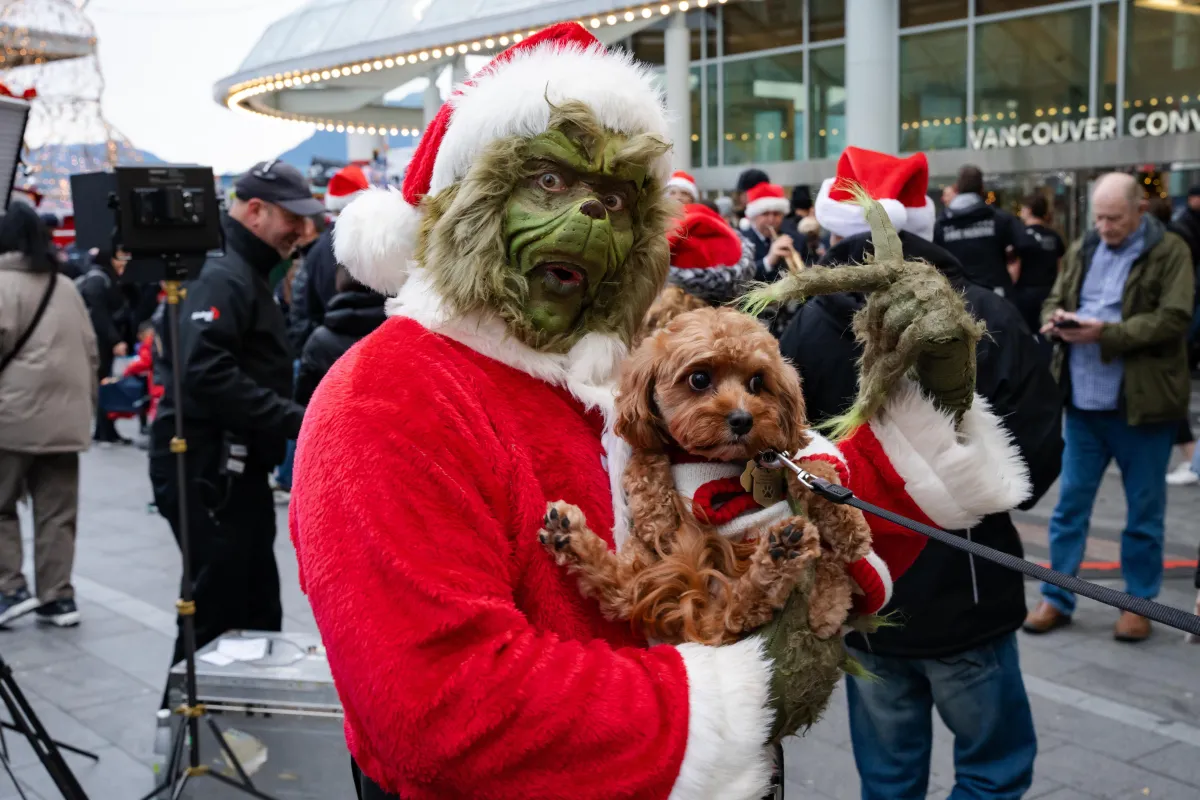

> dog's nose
[727,410,754,437]
[580,199,607,220]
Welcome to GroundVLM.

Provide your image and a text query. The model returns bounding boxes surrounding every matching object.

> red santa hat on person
[815,146,936,241]
[333,22,672,295]
[667,203,754,305]
[743,182,790,219]
[666,170,699,202]
[324,164,370,213]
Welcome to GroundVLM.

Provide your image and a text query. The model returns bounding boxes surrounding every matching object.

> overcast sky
[88,0,315,173]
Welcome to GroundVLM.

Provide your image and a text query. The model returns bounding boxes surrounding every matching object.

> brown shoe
[1022,601,1071,634]
[1114,611,1151,642]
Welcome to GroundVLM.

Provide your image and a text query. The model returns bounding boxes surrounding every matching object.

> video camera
[70,166,223,283]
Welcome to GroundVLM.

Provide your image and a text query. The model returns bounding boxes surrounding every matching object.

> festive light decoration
[1,0,138,209]
[224,1,712,131]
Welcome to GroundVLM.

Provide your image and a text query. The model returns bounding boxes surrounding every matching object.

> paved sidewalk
[2,418,1198,799]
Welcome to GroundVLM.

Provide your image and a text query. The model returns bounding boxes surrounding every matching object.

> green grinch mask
[503,130,644,335]
[415,100,673,353]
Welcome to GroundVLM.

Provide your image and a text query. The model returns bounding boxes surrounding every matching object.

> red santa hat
[815,146,936,241]
[666,170,699,202]
[333,22,672,295]
[325,164,370,212]
[743,182,789,219]
[666,203,753,304]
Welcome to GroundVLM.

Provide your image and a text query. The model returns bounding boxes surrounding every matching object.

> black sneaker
[35,598,80,628]
[0,588,39,626]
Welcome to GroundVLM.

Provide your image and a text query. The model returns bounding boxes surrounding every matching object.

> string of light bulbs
[224,0,732,134]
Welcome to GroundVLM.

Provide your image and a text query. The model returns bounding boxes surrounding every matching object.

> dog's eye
[687,371,712,391]
[747,374,765,394]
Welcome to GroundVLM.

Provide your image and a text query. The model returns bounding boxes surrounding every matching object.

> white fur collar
[390,269,634,544]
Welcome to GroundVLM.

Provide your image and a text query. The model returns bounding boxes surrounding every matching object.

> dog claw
[548,507,559,521]
[560,515,571,530]
[553,535,570,551]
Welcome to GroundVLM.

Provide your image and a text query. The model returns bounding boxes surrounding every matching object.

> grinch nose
[579,199,607,220]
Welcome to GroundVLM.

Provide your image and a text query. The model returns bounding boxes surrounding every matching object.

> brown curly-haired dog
[538,307,872,644]
[638,286,708,345]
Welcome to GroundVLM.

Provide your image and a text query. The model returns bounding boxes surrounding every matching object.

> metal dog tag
[741,462,787,507]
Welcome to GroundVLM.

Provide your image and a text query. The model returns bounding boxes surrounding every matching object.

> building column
[347,131,387,162]
[451,55,468,86]
[664,12,691,171]
[424,66,443,128]
[844,0,899,153]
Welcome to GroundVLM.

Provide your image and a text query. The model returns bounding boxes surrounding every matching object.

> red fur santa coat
[290,271,1029,800]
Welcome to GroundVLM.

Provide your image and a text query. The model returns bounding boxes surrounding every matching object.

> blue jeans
[846,634,1036,800]
[1043,409,1175,614]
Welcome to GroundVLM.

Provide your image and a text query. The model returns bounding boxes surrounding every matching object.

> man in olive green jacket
[1024,173,1193,643]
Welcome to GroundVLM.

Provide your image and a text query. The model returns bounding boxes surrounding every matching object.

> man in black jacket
[149,160,318,694]
[935,165,1037,296]
[76,250,130,443]
[781,185,1062,799]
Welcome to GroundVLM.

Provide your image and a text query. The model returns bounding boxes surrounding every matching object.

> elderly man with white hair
[1027,172,1194,642]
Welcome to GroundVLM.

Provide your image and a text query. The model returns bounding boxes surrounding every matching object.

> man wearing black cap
[149,159,320,698]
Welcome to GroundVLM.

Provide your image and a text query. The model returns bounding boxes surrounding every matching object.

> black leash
[764,453,1200,637]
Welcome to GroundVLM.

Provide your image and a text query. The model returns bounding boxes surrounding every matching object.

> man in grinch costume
[290,24,1030,800]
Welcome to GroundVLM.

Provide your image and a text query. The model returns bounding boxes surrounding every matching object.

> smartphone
[1053,319,1081,329]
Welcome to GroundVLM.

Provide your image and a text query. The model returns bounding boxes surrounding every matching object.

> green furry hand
[913,333,976,422]
[740,184,984,432]
[755,583,846,745]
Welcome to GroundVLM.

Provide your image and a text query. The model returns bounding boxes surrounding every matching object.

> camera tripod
[0,654,96,800]
[139,268,275,800]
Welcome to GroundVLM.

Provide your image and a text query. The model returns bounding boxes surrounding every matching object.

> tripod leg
[206,769,277,800]
[0,722,99,761]
[205,716,257,790]
[0,746,30,800]
[169,769,189,800]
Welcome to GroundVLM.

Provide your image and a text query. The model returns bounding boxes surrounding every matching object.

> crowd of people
[0,113,1198,798]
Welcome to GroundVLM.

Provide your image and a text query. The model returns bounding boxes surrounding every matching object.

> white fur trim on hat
[667,174,699,201]
[332,187,421,295]
[325,189,363,213]
[815,178,936,242]
[430,43,672,195]
[744,196,790,219]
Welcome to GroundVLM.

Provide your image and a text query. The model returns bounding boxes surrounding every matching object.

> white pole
[664,12,692,171]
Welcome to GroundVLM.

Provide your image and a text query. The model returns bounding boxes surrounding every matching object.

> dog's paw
[766,519,820,564]
[538,501,585,561]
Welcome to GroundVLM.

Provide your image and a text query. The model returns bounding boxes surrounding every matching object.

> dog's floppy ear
[776,360,812,452]
[615,338,666,451]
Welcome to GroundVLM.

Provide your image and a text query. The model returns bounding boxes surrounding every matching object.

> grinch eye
[747,374,765,394]
[687,371,712,391]
[537,172,567,192]
[602,193,625,212]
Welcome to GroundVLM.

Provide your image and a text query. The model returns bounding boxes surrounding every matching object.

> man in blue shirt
[1027,172,1194,642]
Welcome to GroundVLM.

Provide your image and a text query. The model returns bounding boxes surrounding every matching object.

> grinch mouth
[538,262,588,296]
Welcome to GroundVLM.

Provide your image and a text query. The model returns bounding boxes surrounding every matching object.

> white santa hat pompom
[332,187,421,296]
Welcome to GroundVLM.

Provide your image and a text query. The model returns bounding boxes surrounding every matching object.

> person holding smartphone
[1029,173,1194,642]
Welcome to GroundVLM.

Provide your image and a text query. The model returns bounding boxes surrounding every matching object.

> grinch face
[503,130,644,335]
[416,100,672,354]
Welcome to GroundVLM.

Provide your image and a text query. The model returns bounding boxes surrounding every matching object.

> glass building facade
[614,0,1200,184]
[616,0,847,169]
